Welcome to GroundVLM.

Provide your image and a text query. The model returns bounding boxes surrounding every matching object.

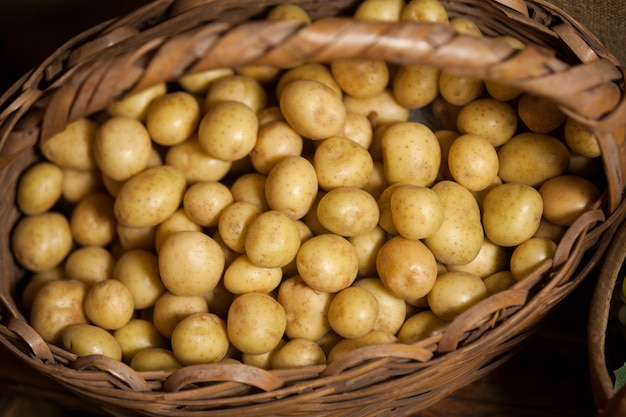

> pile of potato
[11,0,604,372]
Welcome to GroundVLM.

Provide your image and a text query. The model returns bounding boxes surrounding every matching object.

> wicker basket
[0,0,625,416]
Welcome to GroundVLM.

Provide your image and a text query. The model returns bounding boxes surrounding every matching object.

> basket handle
[71,354,152,392]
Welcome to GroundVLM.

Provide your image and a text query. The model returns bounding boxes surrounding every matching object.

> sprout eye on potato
[13,0,607,370]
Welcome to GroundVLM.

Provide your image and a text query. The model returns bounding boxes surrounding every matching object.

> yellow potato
[327,330,397,363]
[270,338,326,369]
[84,279,135,330]
[183,181,233,227]
[314,136,374,191]
[70,192,117,247]
[376,182,405,235]
[483,270,516,295]
[250,120,303,175]
[439,72,484,106]
[227,292,286,355]
[352,277,407,335]
[146,91,200,146]
[348,226,388,277]
[539,175,601,226]
[328,287,379,339]
[106,83,167,121]
[564,117,601,158]
[448,134,499,192]
[397,310,448,344]
[447,237,509,278]
[485,37,525,101]
[197,100,259,161]
[382,122,441,186]
[217,201,261,253]
[510,237,557,280]
[497,132,570,187]
[362,161,388,200]
[64,246,115,286]
[517,93,566,133]
[178,68,234,94]
[223,254,283,294]
[171,313,230,365]
[113,249,165,310]
[155,208,202,253]
[423,180,484,265]
[165,135,232,184]
[40,118,98,170]
[114,165,186,228]
[12,212,73,273]
[342,112,374,149]
[17,162,63,215]
[376,236,438,305]
[205,74,267,112]
[159,230,225,296]
[392,64,440,109]
[113,319,168,364]
[280,79,346,140]
[331,59,389,98]
[244,210,301,268]
[61,168,103,204]
[63,324,122,360]
[402,0,448,22]
[230,172,270,212]
[427,271,488,321]
[275,63,342,99]
[267,3,311,23]
[93,116,152,181]
[456,98,518,146]
[482,183,543,247]
[296,234,359,293]
[317,187,379,237]
[21,267,63,315]
[450,17,482,36]
[130,347,182,372]
[265,155,318,220]
[277,275,334,341]
[152,291,209,339]
[390,184,444,240]
[30,279,89,344]
[354,0,405,21]
[344,89,410,125]
[435,129,461,180]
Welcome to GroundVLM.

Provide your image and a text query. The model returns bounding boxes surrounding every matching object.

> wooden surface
[0,1,605,416]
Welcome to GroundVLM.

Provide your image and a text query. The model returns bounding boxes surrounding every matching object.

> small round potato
[330,59,389,98]
[113,249,165,310]
[106,83,167,121]
[510,237,557,280]
[280,79,347,140]
[165,136,232,184]
[392,64,440,109]
[267,3,312,23]
[352,277,407,335]
[275,63,342,99]
[517,93,566,133]
[17,162,63,215]
[348,226,388,277]
[63,324,122,360]
[483,270,517,295]
[223,254,283,294]
[205,74,267,113]
[270,338,326,369]
[250,120,303,175]
[230,172,270,212]
[439,72,484,106]
[265,155,318,220]
[402,0,449,22]
[314,136,374,190]
[61,168,103,204]
[217,201,261,253]
[390,184,444,240]
[427,271,488,321]
[178,68,233,94]
[277,275,334,341]
[447,237,509,278]
[70,192,117,247]
[343,112,374,149]
[12,212,73,273]
[539,175,601,226]
[328,287,379,339]
[171,313,230,365]
[40,118,98,170]
[354,0,404,21]
[130,347,182,372]
[183,181,233,227]
[21,267,63,315]
[448,134,499,192]
[152,291,209,339]
[84,279,135,330]
[155,208,202,252]
[376,236,438,305]
[564,117,601,158]
[343,90,410,125]
[456,98,518,146]
[227,292,287,355]
[146,91,200,146]
[64,246,115,286]
[397,310,449,344]
[113,319,168,363]
[317,187,379,237]
[296,234,359,293]
[159,230,225,296]
[244,210,302,268]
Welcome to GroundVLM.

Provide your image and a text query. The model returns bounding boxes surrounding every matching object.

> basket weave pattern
[0,1,625,416]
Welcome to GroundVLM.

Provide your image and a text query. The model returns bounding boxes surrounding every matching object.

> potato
[450,17,482,36]
[106,83,167,121]
[218,201,261,253]
[456,98,518,146]
[21,267,63,315]
[30,279,89,344]
[533,218,567,243]
[70,192,117,247]
[382,122,440,186]
[348,226,388,277]
[331,59,389,98]
[423,180,484,265]
[342,113,374,149]
[497,132,570,187]
[314,136,374,190]
[402,0,448,22]
[244,210,301,268]
[84,279,135,330]
[17,162,63,215]
[64,246,115,286]
[317,187,379,237]
[159,230,225,296]
[197,100,259,161]
[327,330,397,363]
[390,184,444,240]
[267,3,311,22]
[130,347,182,372]
[178,68,233,94]
[510,237,557,280]
[485,37,525,101]
[12,212,73,273]
[483,270,516,295]
[63,324,122,360]
[352,277,407,334]
[397,310,448,344]
[564,117,601,158]
[427,271,488,321]
[482,183,543,247]
[277,275,334,341]
[439,72,484,106]
[376,236,438,305]
[376,182,405,235]
[113,319,168,363]
[250,120,303,175]
[223,254,283,294]
[392,64,440,109]
[447,237,509,278]
[344,89,410,125]
[40,118,98,171]
[276,63,342,99]
[93,116,152,181]
[170,313,230,365]
[114,165,186,228]
[280,79,346,140]
[265,155,318,220]
[155,208,202,252]
[354,0,404,21]
[61,168,103,204]
[183,181,233,227]
[227,292,286,355]
[448,134,499,192]
[539,175,601,226]
[146,91,200,146]
[113,249,165,310]
[270,338,325,369]
[327,287,379,339]
[517,93,566,133]
[205,74,267,113]
[165,136,232,184]
[230,172,270,212]
[152,291,209,339]
[296,234,359,293]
